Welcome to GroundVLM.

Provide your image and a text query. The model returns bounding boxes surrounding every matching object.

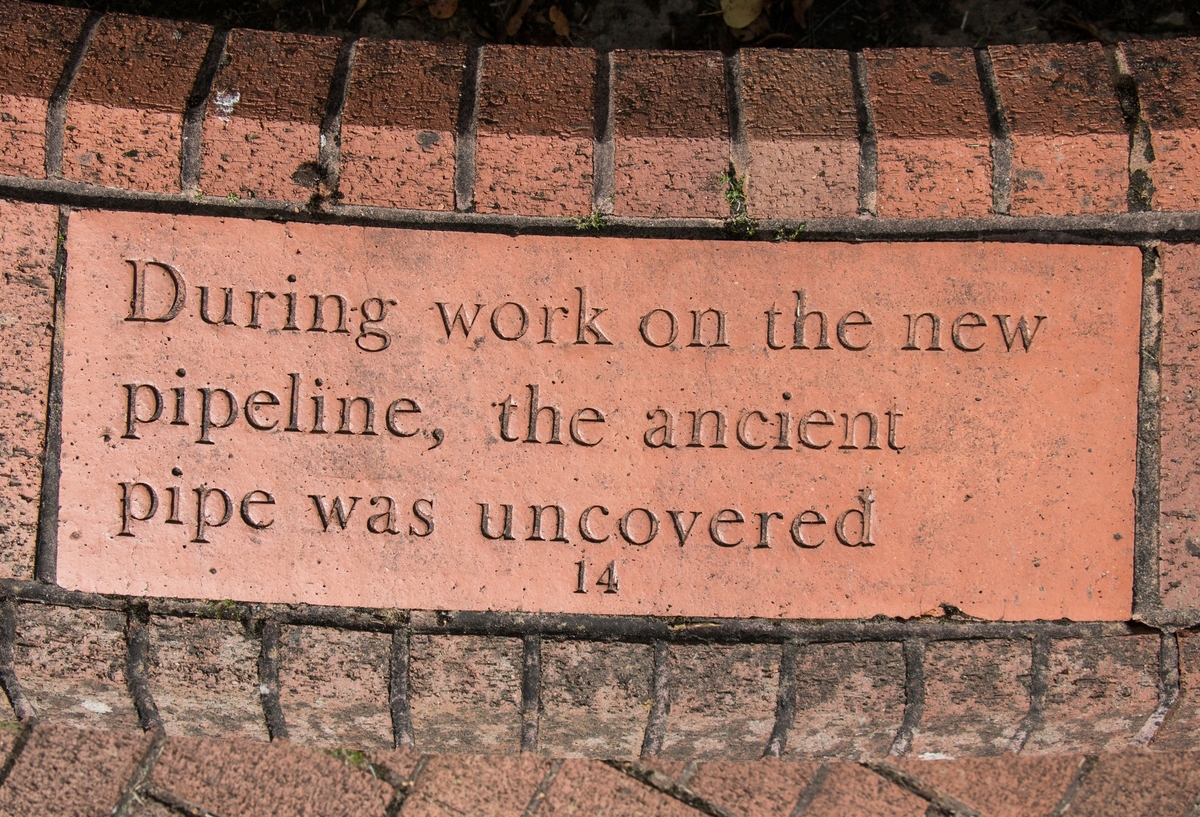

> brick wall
[1,0,1200,762]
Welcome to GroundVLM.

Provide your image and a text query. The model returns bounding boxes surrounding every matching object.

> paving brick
[1123,38,1200,211]
[1159,243,1200,614]
[1152,630,1200,749]
[201,29,339,202]
[402,754,551,816]
[0,200,56,581]
[893,754,1082,816]
[0,722,149,816]
[910,639,1031,758]
[539,759,701,816]
[1066,751,1200,816]
[785,641,905,760]
[864,48,991,218]
[409,635,521,753]
[277,625,391,749]
[0,2,88,178]
[538,640,651,759]
[686,760,817,817]
[1025,635,1160,753]
[660,643,778,760]
[802,762,927,817]
[475,46,594,218]
[147,616,267,740]
[339,38,464,211]
[611,51,727,218]
[739,49,858,220]
[63,14,211,192]
[990,43,1127,216]
[152,734,393,817]
[12,603,138,729]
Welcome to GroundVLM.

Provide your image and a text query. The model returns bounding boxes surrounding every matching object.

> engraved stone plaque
[57,211,1140,619]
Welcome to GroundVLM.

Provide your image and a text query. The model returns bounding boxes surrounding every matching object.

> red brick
[739,49,858,219]
[539,759,700,816]
[201,29,339,202]
[1159,244,1200,614]
[910,639,1031,758]
[802,762,927,817]
[475,46,594,218]
[538,640,652,758]
[864,48,991,218]
[612,51,727,218]
[990,43,1127,216]
[152,734,392,816]
[13,603,139,729]
[1123,39,1200,211]
[63,14,211,192]
[1025,636,1160,753]
[339,39,464,211]
[687,760,817,817]
[402,754,551,816]
[1068,751,1200,816]
[893,754,1082,816]
[785,642,905,761]
[0,2,88,178]
[409,635,521,753]
[147,616,267,740]
[0,722,149,816]
[660,644,778,760]
[278,625,391,749]
[0,201,56,580]
[1152,631,1200,749]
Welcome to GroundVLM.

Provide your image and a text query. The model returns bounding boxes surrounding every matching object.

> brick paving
[0,721,1194,815]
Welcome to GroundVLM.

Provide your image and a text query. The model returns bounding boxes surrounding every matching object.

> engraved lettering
[639,309,677,348]
[126,259,185,323]
[529,505,569,542]
[310,495,360,531]
[835,488,876,547]
[755,511,784,548]
[117,481,158,536]
[903,312,943,351]
[239,490,275,529]
[995,314,1047,351]
[436,302,484,338]
[491,302,529,341]
[799,409,835,449]
[689,308,730,347]
[668,510,701,546]
[687,410,727,448]
[790,510,825,547]
[193,485,232,543]
[619,508,658,545]
[479,503,515,540]
[123,383,162,439]
[951,312,987,351]
[644,408,676,449]
[575,286,612,345]
[580,505,610,542]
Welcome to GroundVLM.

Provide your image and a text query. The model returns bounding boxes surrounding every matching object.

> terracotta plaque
[57,211,1141,619]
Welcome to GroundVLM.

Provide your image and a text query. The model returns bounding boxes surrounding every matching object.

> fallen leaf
[506,0,535,35]
[549,5,570,36]
[792,0,813,27]
[429,0,458,19]
[348,0,368,22]
[721,0,764,29]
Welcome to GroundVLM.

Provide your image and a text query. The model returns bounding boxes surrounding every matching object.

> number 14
[575,559,619,594]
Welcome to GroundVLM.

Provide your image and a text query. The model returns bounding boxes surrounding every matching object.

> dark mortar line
[1134,244,1163,619]
[591,51,614,215]
[453,46,482,213]
[389,627,414,748]
[318,37,357,197]
[8,174,1200,243]
[849,51,878,217]
[143,782,218,817]
[0,580,1164,641]
[520,633,541,753]
[1049,756,1097,817]
[1008,634,1050,753]
[974,48,1013,217]
[45,11,102,179]
[257,619,288,740]
[1134,629,1181,747]
[676,760,700,787]
[639,640,670,757]
[33,205,68,584]
[888,639,926,756]
[725,50,750,178]
[180,28,229,194]
[0,721,34,792]
[789,764,829,817]
[1108,45,1156,213]
[764,640,800,758]
[604,760,739,817]
[521,757,564,817]
[126,603,162,730]
[0,599,34,722]
[383,754,430,817]
[864,762,984,817]
[112,727,167,817]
